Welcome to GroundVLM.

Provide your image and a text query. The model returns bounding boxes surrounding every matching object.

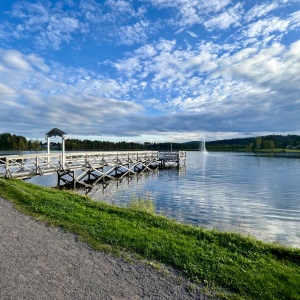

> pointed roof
[45,128,67,138]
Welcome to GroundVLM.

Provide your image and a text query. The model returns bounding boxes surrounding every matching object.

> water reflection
[92,152,300,248]
[24,151,300,248]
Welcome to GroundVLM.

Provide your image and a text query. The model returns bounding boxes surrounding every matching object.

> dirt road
[0,198,214,299]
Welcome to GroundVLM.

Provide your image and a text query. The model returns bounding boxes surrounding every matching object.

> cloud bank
[0,0,300,142]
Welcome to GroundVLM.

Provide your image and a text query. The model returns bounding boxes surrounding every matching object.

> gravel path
[0,198,215,300]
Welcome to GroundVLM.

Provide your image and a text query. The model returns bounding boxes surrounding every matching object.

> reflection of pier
[85,162,187,199]
[84,168,160,199]
[0,151,186,188]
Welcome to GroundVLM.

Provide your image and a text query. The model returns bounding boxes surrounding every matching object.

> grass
[0,178,299,300]
[127,197,156,214]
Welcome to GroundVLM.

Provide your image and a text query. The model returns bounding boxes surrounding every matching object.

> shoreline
[0,197,212,300]
[1,178,300,300]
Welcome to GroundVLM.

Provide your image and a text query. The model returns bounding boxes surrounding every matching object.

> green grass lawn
[0,178,299,300]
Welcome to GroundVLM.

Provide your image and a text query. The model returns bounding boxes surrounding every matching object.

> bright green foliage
[127,197,155,214]
[255,137,262,150]
[0,178,299,300]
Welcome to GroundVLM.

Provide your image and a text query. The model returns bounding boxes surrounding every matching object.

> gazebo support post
[45,128,67,171]
[47,136,50,163]
[62,136,66,168]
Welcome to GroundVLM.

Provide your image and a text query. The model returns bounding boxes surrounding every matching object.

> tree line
[0,132,201,151]
[65,139,147,151]
[1,132,300,151]
[0,133,40,151]
[65,140,196,151]
[206,135,300,151]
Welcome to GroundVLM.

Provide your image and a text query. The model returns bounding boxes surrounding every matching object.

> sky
[0,0,300,143]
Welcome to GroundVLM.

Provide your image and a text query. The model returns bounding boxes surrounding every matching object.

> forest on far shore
[1,132,300,152]
[206,135,300,151]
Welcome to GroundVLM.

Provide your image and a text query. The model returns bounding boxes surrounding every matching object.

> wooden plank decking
[0,151,186,187]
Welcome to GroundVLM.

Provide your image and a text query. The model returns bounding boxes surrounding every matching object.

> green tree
[28,139,40,150]
[255,137,261,150]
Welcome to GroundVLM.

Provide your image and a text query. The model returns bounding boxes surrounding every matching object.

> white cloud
[27,54,50,73]
[114,21,149,45]
[155,39,176,52]
[289,10,300,30]
[240,8,300,49]
[79,0,146,25]
[245,2,280,22]
[1,50,32,70]
[244,17,290,38]
[6,1,83,49]
[111,39,219,93]
[0,83,18,103]
[35,16,80,49]
[204,3,243,31]
[229,47,258,63]
[187,31,198,38]
[134,44,157,58]
[2,0,147,49]
[12,1,49,20]
[79,0,105,23]
[105,0,136,16]
[206,41,300,121]
[150,0,232,28]
[113,57,141,77]
[109,37,300,136]
[1,0,300,139]
[0,48,146,136]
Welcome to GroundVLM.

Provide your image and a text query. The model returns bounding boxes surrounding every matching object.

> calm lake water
[2,151,300,248]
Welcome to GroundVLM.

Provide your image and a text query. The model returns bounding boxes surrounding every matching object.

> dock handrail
[0,151,186,179]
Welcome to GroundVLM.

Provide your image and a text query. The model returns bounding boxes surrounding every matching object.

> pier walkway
[0,151,186,188]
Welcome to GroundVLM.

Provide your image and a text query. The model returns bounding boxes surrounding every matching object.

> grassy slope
[0,178,299,300]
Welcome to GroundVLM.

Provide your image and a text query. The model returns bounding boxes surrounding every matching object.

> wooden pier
[0,151,186,188]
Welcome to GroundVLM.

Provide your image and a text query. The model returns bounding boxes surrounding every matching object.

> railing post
[62,136,66,169]
[36,156,39,174]
[47,136,50,155]
[6,157,10,178]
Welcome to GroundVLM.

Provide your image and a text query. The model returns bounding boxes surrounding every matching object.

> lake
[2,150,300,248]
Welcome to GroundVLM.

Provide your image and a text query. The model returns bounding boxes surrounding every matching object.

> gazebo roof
[45,128,67,138]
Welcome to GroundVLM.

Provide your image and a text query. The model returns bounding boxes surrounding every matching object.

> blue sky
[0,0,300,142]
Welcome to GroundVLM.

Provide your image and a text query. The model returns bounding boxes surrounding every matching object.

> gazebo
[45,128,67,167]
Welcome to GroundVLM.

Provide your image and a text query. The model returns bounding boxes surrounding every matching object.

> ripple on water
[27,151,300,248]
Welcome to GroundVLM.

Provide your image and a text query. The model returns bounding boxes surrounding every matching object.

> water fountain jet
[201,138,208,154]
